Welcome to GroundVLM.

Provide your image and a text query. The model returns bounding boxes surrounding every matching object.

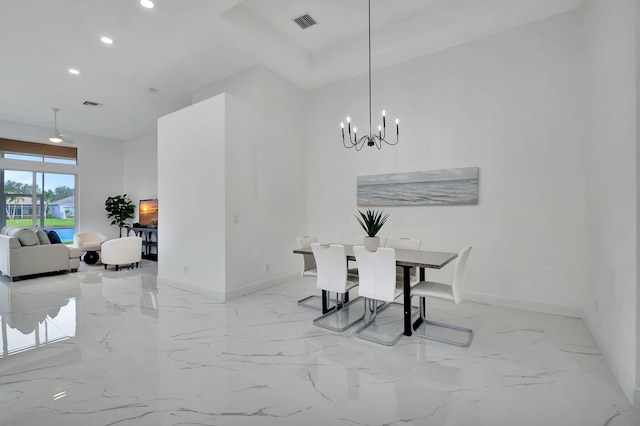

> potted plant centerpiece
[355,208,389,250]
[105,194,135,237]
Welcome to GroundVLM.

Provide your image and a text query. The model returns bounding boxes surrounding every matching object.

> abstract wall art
[357,167,479,206]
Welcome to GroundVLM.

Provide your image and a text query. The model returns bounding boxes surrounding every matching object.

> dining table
[293,244,458,336]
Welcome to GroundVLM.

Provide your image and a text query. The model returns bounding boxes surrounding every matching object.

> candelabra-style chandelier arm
[339,0,401,151]
[342,123,370,151]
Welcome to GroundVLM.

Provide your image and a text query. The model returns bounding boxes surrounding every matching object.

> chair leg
[412,296,474,347]
[298,294,324,310]
[313,292,364,332]
[354,298,404,346]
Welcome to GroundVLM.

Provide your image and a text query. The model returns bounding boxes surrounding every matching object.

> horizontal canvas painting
[357,167,479,206]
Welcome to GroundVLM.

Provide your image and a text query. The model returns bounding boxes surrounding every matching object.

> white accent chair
[410,245,473,347]
[101,237,143,271]
[73,232,108,264]
[73,232,108,250]
[353,246,405,346]
[386,237,422,286]
[311,244,364,332]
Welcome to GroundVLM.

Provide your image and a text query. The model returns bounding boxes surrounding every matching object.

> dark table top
[293,244,457,269]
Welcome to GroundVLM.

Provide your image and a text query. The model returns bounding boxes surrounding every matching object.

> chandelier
[341,0,399,151]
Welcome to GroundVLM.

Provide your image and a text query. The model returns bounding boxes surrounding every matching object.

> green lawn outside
[5,218,75,228]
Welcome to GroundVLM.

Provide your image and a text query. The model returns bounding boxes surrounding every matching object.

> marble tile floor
[0,264,638,426]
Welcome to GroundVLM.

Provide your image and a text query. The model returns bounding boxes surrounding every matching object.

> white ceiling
[0,0,583,142]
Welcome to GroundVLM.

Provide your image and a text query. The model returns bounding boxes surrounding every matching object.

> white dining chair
[353,246,405,346]
[297,235,318,277]
[311,244,364,332]
[410,245,473,347]
[386,237,422,286]
[385,237,421,250]
[296,235,322,309]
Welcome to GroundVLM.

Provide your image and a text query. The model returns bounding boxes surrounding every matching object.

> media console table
[126,227,158,261]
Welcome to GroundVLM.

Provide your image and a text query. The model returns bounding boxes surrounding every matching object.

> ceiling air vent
[293,13,317,30]
[82,100,103,108]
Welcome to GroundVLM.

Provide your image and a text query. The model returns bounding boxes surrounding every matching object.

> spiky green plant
[355,209,390,237]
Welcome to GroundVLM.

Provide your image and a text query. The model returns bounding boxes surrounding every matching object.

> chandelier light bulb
[382,110,386,116]
[346,117,350,123]
[141,0,154,8]
[340,122,344,128]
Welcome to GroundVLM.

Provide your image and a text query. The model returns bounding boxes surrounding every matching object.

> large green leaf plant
[105,194,135,237]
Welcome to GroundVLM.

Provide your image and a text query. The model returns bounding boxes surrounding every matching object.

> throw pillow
[47,230,62,244]
[12,228,39,246]
[35,229,51,245]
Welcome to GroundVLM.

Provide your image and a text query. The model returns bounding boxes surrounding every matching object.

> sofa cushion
[35,229,51,245]
[47,230,62,244]
[11,228,39,246]
[2,226,20,236]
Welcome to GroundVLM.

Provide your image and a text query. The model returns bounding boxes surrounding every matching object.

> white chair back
[385,237,421,250]
[297,235,318,275]
[353,246,397,302]
[101,237,143,266]
[451,245,472,303]
[311,243,348,293]
[296,235,318,248]
[73,232,108,250]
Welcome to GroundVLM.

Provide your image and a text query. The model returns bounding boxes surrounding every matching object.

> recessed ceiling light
[68,68,80,75]
[100,36,113,44]
[140,0,154,9]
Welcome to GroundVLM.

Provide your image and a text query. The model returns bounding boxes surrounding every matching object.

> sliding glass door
[1,170,76,243]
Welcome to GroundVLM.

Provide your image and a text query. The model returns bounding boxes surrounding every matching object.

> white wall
[193,66,307,298]
[306,10,587,316]
[124,129,158,223]
[0,118,125,239]
[582,0,637,404]
[157,95,227,298]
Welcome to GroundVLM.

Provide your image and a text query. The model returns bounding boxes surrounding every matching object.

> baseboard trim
[464,291,582,318]
[225,272,299,301]
[156,274,225,302]
[156,272,299,302]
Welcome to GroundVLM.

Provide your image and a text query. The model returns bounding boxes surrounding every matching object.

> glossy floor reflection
[0,264,638,425]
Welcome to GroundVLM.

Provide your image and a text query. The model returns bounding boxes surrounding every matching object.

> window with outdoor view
[0,138,77,243]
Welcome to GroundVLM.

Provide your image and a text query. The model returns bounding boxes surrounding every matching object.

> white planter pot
[363,236,380,250]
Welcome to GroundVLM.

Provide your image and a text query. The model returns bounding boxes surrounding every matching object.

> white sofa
[0,228,81,281]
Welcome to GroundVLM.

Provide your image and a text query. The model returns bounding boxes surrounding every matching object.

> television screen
[139,199,158,226]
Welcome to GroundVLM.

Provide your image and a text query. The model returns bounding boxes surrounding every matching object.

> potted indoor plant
[105,194,135,237]
[355,208,389,249]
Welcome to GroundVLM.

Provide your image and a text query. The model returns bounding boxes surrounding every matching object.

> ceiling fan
[48,107,74,144]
